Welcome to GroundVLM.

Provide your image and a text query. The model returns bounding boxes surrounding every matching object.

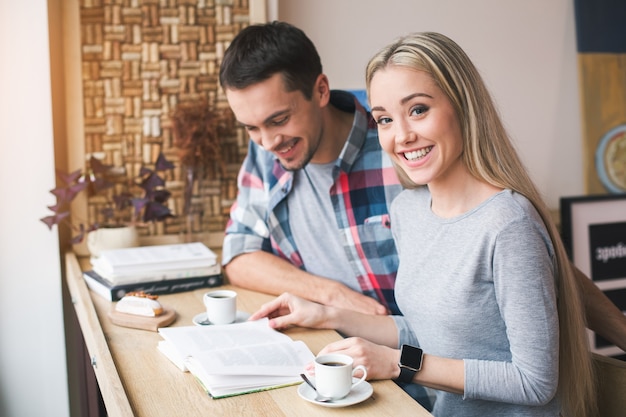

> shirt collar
[331,90,371,173]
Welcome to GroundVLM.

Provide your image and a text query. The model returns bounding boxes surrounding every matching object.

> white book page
[186,340,314,376]
[158,319,292,358]
[190,369,300,392]
[157,340,187,371]
[186,362,300,397]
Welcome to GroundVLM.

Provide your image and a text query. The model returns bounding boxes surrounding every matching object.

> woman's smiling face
[369,65,465,187]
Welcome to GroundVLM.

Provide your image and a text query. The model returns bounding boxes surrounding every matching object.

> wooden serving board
[108,306,177,331]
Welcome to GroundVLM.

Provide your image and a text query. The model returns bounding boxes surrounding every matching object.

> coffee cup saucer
[297,377,373,408]
[192,311,250,326]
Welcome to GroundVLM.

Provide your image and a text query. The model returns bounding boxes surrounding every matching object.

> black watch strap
[397,365,418,383]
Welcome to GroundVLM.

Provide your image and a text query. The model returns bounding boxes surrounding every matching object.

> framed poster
[560,194,626,356]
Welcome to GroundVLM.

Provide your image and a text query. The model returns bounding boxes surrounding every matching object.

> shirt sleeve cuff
[221,233,267,266]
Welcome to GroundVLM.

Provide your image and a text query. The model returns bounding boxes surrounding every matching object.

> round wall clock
[596,124,626,193]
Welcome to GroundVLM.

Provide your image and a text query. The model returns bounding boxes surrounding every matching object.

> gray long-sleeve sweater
[391,188,560,416]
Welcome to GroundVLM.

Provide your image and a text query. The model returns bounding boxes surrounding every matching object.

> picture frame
[560,194,626,356]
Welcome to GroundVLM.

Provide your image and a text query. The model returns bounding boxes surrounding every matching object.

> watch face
[401,345,423,370]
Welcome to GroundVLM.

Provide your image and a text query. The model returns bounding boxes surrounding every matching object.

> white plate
[297,377,373,408]
[192,311,250,326]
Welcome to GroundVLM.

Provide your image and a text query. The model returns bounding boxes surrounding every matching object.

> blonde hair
[366,32,596,417]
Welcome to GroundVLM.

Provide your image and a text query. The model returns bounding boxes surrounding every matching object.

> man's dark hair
[219,21,322,99]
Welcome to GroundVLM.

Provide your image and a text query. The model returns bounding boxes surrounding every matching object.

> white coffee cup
[314,354,367,400]
[203,290,237,325]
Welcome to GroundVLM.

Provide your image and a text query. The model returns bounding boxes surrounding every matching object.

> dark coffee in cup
[321,361,345,367]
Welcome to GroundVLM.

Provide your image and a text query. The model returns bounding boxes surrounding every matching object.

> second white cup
[203,290,237,325]
[314,353,367,400]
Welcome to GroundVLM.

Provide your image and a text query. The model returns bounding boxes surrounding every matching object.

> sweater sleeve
[391,315,419,347]
[463,217,559,405]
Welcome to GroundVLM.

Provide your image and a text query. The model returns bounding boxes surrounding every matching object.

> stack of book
[83,242,223,301]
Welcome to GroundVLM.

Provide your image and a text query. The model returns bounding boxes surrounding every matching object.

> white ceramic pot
[86,226,140,257]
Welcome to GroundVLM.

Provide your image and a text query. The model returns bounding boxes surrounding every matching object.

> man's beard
[280,142,316,172]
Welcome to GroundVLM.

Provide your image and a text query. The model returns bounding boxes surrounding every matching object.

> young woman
[250,32,596,416]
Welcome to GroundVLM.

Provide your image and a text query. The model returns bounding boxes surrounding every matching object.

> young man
[219,21,626,353]
[219,21,399,317]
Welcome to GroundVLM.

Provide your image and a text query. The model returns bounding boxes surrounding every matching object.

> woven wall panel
[79,0,250,243]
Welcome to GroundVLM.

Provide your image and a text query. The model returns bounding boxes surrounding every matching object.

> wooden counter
[65,252,432,417]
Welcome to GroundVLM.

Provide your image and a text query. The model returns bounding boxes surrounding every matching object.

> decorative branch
[171,100,235,217]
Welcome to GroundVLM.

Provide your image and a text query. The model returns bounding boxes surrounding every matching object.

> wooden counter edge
[65,251,135,417]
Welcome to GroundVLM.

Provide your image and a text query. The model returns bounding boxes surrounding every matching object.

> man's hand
[324,283,388,316]
[226,252,389,316]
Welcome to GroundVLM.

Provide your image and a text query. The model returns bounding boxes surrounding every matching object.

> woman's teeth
[403,146,433,161]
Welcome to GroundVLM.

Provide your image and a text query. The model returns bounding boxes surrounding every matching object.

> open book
[157,319,314,398]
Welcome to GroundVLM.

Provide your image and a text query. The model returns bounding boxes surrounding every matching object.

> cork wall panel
[78,0,251,242]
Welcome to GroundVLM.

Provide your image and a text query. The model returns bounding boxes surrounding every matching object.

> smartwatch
[396,344,424,383]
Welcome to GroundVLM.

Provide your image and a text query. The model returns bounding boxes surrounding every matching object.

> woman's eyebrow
[370,92,434,112]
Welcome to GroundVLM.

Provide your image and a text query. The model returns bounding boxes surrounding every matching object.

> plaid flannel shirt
[222,91,403,314]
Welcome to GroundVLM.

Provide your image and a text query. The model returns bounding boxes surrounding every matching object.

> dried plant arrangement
[171,100,235,217]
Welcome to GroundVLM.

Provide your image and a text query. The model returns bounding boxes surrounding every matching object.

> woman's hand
[310,337,401,381]
[248,292,332,330]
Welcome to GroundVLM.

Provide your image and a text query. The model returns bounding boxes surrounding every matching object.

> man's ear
[314,74,331,107]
